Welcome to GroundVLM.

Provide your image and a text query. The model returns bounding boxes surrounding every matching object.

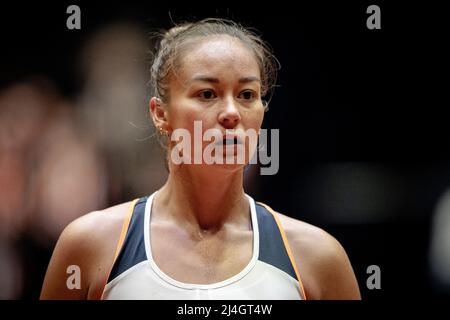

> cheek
[170,110,195,130]
[170,110,213,135]
[243,107,265,130]
[168,99,217,132]
[166,99,197,130]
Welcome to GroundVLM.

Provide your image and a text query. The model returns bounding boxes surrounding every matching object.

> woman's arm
[308,229,361,299]
[40,215,96,299]
[278,213,361,300]
[40,206,126,300]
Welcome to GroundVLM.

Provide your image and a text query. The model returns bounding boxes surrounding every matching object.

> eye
[198,89,217,100]
[238,90,257,101]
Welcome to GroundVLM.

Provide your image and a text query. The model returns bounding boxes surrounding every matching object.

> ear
[149,97,170,131]
[262,100,269,112]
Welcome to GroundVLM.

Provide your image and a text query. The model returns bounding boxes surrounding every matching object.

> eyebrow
[189,75,261,84]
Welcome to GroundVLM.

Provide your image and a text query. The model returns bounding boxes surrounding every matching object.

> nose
[218,98,241,129]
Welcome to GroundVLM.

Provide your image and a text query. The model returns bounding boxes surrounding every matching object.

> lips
[216,136,243,145]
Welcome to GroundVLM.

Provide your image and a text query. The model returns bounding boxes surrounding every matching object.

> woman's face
[165,35,265,168]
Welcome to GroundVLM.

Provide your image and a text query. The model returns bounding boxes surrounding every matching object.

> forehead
[177,35,260,80]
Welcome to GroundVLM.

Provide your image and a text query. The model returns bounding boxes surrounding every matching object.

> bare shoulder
[53,200,134,264]
[62,201,133,244]
[40,201,134,299]
[276,213,341,261]
[276,212,361,300]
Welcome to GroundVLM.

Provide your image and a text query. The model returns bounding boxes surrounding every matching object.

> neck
[154,164,249,231]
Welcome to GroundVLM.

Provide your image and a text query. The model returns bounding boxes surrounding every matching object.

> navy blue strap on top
[108,197,148,283]
[255,203,298,281]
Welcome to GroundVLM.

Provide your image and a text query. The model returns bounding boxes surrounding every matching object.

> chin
[203,161,247,173]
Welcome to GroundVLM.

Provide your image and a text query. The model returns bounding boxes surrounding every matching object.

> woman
[41,18,361,300]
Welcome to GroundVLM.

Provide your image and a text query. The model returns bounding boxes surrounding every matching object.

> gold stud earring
[159,127,168,136]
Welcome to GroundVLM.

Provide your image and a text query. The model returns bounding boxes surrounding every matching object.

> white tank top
[102,192,306,300]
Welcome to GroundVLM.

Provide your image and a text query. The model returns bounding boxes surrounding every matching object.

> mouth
[217,136,243,146]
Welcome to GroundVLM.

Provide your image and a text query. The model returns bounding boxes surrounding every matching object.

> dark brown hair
[149,18,279,104]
